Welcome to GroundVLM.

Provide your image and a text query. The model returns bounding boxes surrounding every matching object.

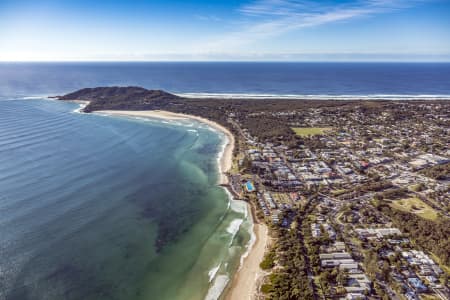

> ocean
[1,62,450,99]
[0,62,449,300]
[0,98,251,300]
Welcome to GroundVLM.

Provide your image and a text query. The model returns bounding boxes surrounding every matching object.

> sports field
[292,127,332,136]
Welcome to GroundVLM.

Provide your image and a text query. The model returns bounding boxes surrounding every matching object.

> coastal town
[4,0,450,299]
[224,101,450,300]
[58,87,450,300]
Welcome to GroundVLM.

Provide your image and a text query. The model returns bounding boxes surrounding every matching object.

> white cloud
[195,14,222,22]
[201,0,430,52]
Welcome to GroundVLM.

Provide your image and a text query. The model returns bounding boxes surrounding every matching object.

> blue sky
[0,0,449,61]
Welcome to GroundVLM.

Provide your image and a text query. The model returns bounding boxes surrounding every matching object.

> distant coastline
[177,92,450,101]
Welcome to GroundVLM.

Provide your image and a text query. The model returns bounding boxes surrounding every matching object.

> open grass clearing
[390,197,438,221]
[331,189,346,196]
[291,127,332,137]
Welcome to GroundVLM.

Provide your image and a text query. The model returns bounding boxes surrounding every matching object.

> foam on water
[226,219,243,236]
[21,96,50,100]
[73,103,88,113]
[222,185,247,216]
[226,219,243,247]
[237,220,256,269]
[90,112,199,132]
[229,199,247,215]
[0,95,53,101]
[204,275,230,300]
[208,264,221,283]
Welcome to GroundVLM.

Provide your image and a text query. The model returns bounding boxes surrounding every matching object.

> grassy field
[390,197,438,221]
[331,189,346,196]
[291,127,332,137]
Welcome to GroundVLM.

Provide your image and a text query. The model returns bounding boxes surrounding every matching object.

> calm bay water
[0,99,251,300]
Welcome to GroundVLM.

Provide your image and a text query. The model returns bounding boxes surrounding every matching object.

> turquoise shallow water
[0,99,251,300]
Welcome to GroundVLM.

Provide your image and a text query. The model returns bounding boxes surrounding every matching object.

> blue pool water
[246,181,255,192]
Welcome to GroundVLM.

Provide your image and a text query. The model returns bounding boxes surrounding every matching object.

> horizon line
[1,60,450,63]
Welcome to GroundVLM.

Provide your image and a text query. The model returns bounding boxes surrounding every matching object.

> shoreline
[65,99,90,113]
[224,221,269,300]
[90,108,268,300]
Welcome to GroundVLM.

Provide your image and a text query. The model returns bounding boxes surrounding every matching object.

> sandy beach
[95,110,234,185]
[94,109,268,300]
[225,222,269,300]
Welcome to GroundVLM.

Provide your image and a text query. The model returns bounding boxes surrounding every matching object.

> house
[334,242,346,251]
[409,159,429,170]
[340,263,359,271]
[407,277,427,293]
[321,258,355,268]
[311,223,321,238]
[345,273,371,293]
[344,293,366,300]
[355,228,401,239]
[404,291,418,300]
[320,252,352,260]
